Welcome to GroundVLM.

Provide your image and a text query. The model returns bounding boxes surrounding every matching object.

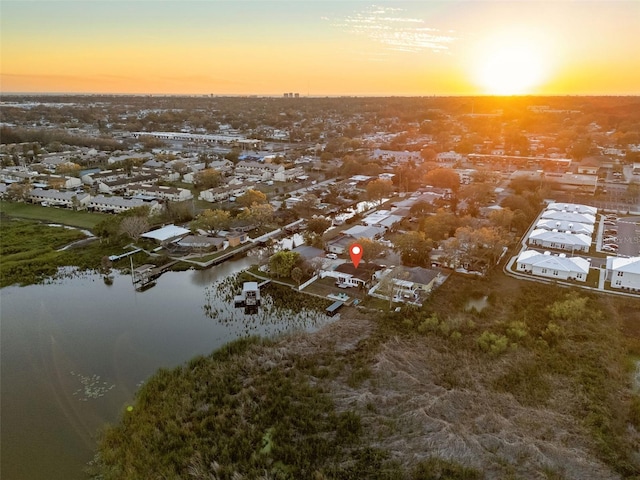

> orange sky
[1,1,639,96]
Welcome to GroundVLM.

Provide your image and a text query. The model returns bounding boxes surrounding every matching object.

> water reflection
[0,258,333,480]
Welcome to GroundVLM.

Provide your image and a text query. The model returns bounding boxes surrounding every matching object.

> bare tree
[119,216,149,241]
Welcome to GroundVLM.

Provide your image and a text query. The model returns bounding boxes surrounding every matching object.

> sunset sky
[1,1,639,96]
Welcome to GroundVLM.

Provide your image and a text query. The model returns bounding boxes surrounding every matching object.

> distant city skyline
[2,1,639,96]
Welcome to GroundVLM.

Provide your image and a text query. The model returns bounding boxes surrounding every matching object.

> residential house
[607,256,640,291]
[320,262,381,288]
[545,203,598,216]
[527,229,592,253]
[326,234,355,255]
[126,183,193,202]
[274,166,305,182]
[199,183,254,203]
[29,188,91,209]
[535,219,594,236]
[361,210,403,230]
[89,195,158,214]
[227,231,249,247]
[33,174,82,190]
[577,157,602,175]
[95,174,158,194]
[540,210,596,226]
[173,235,225,253]
[516,250,590,282]
[235,161,283,181]
[342,224,385,241]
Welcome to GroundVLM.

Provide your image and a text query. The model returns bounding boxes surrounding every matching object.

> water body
[1,258,332,480]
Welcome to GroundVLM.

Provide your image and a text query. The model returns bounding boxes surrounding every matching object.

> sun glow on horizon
[472,28,553,95]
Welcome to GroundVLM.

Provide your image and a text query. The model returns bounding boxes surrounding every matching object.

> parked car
[325,253,338,260]
[602,245,618,252]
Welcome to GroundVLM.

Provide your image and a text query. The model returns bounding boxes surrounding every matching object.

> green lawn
[0,201,106,230]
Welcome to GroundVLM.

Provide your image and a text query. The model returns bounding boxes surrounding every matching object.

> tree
[164,200,194,223]
[449,226,510,271]
[237,189,267,208]
[292,193,319,217]
[366,178,393,206]
[291,267,303,287]
[6,182,32,202]
[119,216,149,241]
[419,209,463,242]
[394,231,433,267]
[488,208,515,231]
[56,162,81,176]
[193,168,222,189]
[349,237,386,264]
[306,217,332,236]
[409,201,434,218]
[172,161,189,175]
[248,203,274,228]
[191,209,230,235]
[424,168,460,192]
[420,147,437,162]
[269,251,300,278]
[459,183,493,205]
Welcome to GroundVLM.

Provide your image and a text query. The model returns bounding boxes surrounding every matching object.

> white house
[29,188,91,209]
[527,229,591,252]
[235,161,283,181]
[274,166,305,182]
[516,250,590,282]
[34,174,82,190]
[535,219,594,236]
[126,183,193,202]
[607,256,640,291]
[199,183,254,203]
[89,195,158,214]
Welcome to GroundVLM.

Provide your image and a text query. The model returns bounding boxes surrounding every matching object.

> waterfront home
[173,235,225,253]
[320,262,381,288]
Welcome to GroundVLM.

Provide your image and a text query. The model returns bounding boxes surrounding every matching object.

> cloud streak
[328,5,456,54]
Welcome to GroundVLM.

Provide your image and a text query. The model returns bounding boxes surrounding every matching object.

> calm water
[1,258,331,480]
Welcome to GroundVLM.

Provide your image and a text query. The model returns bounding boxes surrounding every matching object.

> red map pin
[349,243,363,269]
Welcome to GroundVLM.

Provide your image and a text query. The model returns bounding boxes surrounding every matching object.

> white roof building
[141,224,191,243]
[545,203,597,216]
[89,195,158,214]
[516,250,590,282]
[535,219,594,236]
[342,224,385,240]
[540,210,596,226]
[606,256,640,291]
[29,188,91,208]
[528,229,592,252]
